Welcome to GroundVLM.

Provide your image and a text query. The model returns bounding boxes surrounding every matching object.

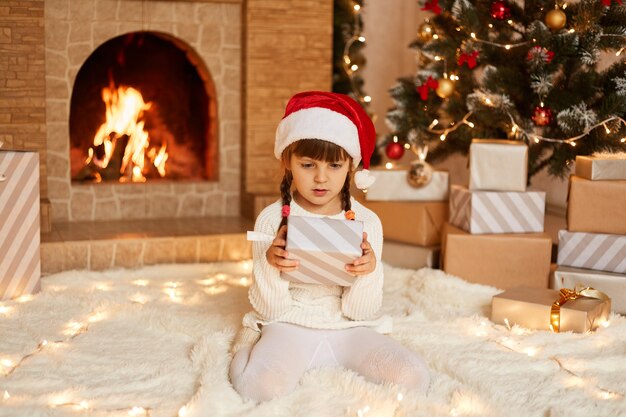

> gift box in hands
[282,215,364,286]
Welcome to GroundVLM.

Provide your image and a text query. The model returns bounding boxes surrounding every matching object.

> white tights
[229,322,430,402]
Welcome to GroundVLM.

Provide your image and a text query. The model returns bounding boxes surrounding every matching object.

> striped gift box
[557,230,626,274]
[0,151,41,300]
[282,215,363,286]
[449,185,545,234]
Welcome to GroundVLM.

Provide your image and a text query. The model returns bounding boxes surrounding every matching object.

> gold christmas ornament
[436,78,455,98]
[407,160,433,188]
[418,21,434,41]
[545,9,566,31]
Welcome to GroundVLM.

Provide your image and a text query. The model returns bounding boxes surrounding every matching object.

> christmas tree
[384,0,626,179]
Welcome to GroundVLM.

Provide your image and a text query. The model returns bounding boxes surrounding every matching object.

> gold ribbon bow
[550,286,610,333]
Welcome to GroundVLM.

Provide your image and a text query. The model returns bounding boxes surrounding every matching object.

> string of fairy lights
[417,2,626,148]
[0,262,254,417]
[341,2,372,107]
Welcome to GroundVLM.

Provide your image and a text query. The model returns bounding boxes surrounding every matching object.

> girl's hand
[266,225,299,272]
[345,232,376,276]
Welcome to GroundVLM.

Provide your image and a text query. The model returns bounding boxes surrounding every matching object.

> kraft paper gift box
[364,201,448,246]
[441,223,552,289]
[365,168,449,201]
[567,175,626,235]
[552,265,626,314]
[449,185,545,234]
[281,215,363,286]
[575,153,626,181]
[0,150,41,300]
[557,230,626,274]
[381,240,439,270]
[491,286,611,333]
[469,139,528,192]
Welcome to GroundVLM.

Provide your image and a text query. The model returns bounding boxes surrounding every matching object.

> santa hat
[274,91,376,189]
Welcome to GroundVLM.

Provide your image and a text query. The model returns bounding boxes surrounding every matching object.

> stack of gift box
[356,164,449,269]
[441,139,553,289]
[552,153,626,315]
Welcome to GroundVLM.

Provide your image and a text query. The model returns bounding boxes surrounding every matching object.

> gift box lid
[286,215,363,256]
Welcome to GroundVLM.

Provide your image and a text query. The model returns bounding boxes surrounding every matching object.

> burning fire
[86,84,168,182]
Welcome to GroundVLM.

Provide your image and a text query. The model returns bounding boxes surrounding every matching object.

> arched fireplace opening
[69,31,218,183]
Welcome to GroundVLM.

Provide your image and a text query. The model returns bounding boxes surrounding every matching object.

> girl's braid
[341,171,352,213]
[278,171,293,229]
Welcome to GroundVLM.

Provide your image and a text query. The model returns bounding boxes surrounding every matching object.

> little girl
[229,91,430,402]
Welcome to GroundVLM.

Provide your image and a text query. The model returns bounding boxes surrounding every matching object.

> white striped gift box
[282,215,363,286]
[557,230,626,274]
[0,151,41,300]
[449,185,545,234]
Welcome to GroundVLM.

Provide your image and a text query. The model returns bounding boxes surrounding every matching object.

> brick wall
[242,0,333,217]
[0,0,47,200]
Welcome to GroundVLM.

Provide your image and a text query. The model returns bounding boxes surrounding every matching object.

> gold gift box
[491,286,611,333]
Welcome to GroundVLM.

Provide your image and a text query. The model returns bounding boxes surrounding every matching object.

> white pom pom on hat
[275,91,376,190]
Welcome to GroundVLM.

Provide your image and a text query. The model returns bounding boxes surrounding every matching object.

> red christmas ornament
[421,0,442,15]
[458,50,480,69]
[532,105,553,126]
[416,76,439,101]
[491,0,511,20]
[385,141,405,160]
[602,0,622,6]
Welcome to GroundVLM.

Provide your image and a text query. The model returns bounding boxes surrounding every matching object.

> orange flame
[87,85,168,182]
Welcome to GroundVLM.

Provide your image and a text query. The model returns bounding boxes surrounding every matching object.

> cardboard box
[365,168,449,201]
[382,240,439,270]
[365,201,448,246]
[575,154,626,180]
[441,223,552,289]
[282,215,363,286]
[552,266,626,314]
[557,230,626,274]
[567,176,626,235]
[491,286,611,333]
[0,150,41,300]
[469,139,528,192]
[449,185,545,234]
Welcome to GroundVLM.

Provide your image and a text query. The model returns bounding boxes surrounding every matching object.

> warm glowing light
[16,294,33,303]
[130,293,149,304]
[470,33,476,39]
[397,393,404,401]
[505,45,511,50]
[440,134,446,141]
[363,95,371,103]
[485,98,493,105]
[239,277,250,286]
[525,347,538,357]
[358,36,366,42]
[90,85,166,183]
[351,64,359,71]
[429,119,439,129]
[511,125,517,134]
[3,391,9,400]
[570,141,577,147]
[132,279,149,286]
[467,121,475,128]
[353,4,361,11]
[41,340,48,346]
[1,359,14,368]
[79,401,89,410]
[507,19,513,25]
[616,48,624,57]
[604,124,611,134]
[404,143,411,149]
[385,162,393,169]
[129,406,147,416]
[433,34,439,39]
[434,56,442,61]
[534,138,540,143]
[95,283,111,291]
[621,138,626,143]
[0,305,12,315]
[178,406,188,417]
[88,312,108,323]
[393,136,399,143]
[568,29,575,33]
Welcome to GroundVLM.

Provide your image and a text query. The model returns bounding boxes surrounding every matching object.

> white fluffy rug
[1,262,625,417]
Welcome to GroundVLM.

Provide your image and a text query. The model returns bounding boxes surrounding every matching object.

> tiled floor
[41,217,255,275]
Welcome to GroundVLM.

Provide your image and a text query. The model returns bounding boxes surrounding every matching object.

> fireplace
[69,32,217,183]
[43,0,242,222]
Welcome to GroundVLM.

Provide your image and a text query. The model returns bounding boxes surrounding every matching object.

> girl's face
[288,154,350,215]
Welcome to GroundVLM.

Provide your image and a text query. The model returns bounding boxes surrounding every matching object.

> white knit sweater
[231,197,392,353]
